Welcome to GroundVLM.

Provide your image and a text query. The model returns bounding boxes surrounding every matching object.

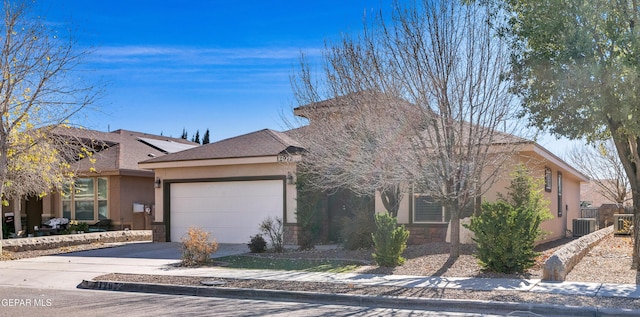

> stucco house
[4,128,198,235]
[140,127,588,245]
[139,129,302,243]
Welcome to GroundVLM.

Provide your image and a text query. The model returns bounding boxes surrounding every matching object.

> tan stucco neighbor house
[140,125,587,245]
[5,128,198,235]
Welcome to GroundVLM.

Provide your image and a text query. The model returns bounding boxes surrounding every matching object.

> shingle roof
[55,127,199,174]
[142,129,303,163]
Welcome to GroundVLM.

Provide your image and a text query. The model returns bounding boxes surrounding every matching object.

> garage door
[169,180,284,243]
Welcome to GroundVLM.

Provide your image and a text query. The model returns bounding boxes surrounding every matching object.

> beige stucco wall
[378,145,586,243]
[116,175,155,230]
[151,161,297,224]
[373,190,410,224]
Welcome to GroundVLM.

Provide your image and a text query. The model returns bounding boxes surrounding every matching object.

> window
[62,177,108,221]
[413,194,448,223]
[544,167,552,192]
[557,172,563,217]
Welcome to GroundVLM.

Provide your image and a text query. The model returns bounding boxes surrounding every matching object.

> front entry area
[25,197,43,235]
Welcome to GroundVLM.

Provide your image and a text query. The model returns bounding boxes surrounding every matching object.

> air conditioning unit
[614,214,634,235]
[573,218,596,237]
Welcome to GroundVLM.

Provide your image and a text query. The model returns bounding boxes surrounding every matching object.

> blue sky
[41,1,575,156]
[40,1,389,141]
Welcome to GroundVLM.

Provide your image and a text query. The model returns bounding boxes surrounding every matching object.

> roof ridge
[263,129,290,148]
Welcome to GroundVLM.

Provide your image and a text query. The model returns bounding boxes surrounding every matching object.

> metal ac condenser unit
[573,218,596,237]
[614,214,634,235]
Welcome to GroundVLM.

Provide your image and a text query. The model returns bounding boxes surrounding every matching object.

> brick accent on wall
[283,223,300,245]
[404,223,448,245]
[151,222,166,242]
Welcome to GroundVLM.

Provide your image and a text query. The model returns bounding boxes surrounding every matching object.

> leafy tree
[202,129,210,144]
[500,0,640,267]
[192,130,200,144]
[290,0,524,257]
[181,128,188,140]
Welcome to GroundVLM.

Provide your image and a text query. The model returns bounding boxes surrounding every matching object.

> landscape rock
[543,226,613,281]
[1,230,152,252]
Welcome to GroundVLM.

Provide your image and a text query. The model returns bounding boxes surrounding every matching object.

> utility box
[133,203,145,213]
[573,218,596,237]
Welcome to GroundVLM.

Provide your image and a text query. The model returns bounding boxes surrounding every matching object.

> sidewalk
[3,242,640,315]
[79,267,640,316]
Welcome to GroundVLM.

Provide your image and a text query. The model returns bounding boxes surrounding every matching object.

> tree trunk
[380,185,402,218]
[606,126,640,270]
[633,193,640,269]
[449,210,460,258]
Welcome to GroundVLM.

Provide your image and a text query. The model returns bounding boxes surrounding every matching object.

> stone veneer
[151,222,166,242]
[283,223,300,245]
[543,225,613,281]
[1,230,152,252]
[404,223,448,244]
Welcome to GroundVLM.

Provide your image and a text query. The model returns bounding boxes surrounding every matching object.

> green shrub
[465,164,550,274]
[341,200,376,250]
[372,212,409,267]
[260,216,284,253]
[248,234,267,253]
[467,201,538,273]
[295,173,324,250]
[181,226,218,266]
[63,220,89,234]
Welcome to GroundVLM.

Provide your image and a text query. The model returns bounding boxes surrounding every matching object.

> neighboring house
[580,179,632,208]
[140,128,588,245]
[139,129,303,243]
[5,128,198,235]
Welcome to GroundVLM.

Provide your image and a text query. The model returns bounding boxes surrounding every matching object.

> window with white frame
[62,177,108,221]
[413,194,448,223]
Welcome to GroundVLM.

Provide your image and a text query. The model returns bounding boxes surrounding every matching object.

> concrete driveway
[60,242,249,260]
[0,241,248,291]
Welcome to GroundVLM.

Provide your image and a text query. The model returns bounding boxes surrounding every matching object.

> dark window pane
[98,200,108,219]
[75,201,94,220]
[414,195,443,222]
[98,178,108,200]
[62,201,71,219]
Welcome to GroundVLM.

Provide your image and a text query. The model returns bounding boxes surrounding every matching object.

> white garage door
[170,180,283,243]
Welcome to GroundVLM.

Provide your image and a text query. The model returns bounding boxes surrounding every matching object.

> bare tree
[567,140,631,207]
[0,1,98,203]
[290,0,524,257]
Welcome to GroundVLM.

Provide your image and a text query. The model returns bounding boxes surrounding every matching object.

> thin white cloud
[91,45,323,65]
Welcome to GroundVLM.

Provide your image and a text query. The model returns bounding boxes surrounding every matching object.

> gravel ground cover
[4,233,640,310]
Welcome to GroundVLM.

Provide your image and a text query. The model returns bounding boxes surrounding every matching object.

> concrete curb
[78,280,640,316]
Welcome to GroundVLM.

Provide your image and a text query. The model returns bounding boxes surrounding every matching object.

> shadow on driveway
[59,242,248,260]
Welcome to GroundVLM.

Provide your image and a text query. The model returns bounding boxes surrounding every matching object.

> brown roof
[55,127,199,175]
[142,129,303,163]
